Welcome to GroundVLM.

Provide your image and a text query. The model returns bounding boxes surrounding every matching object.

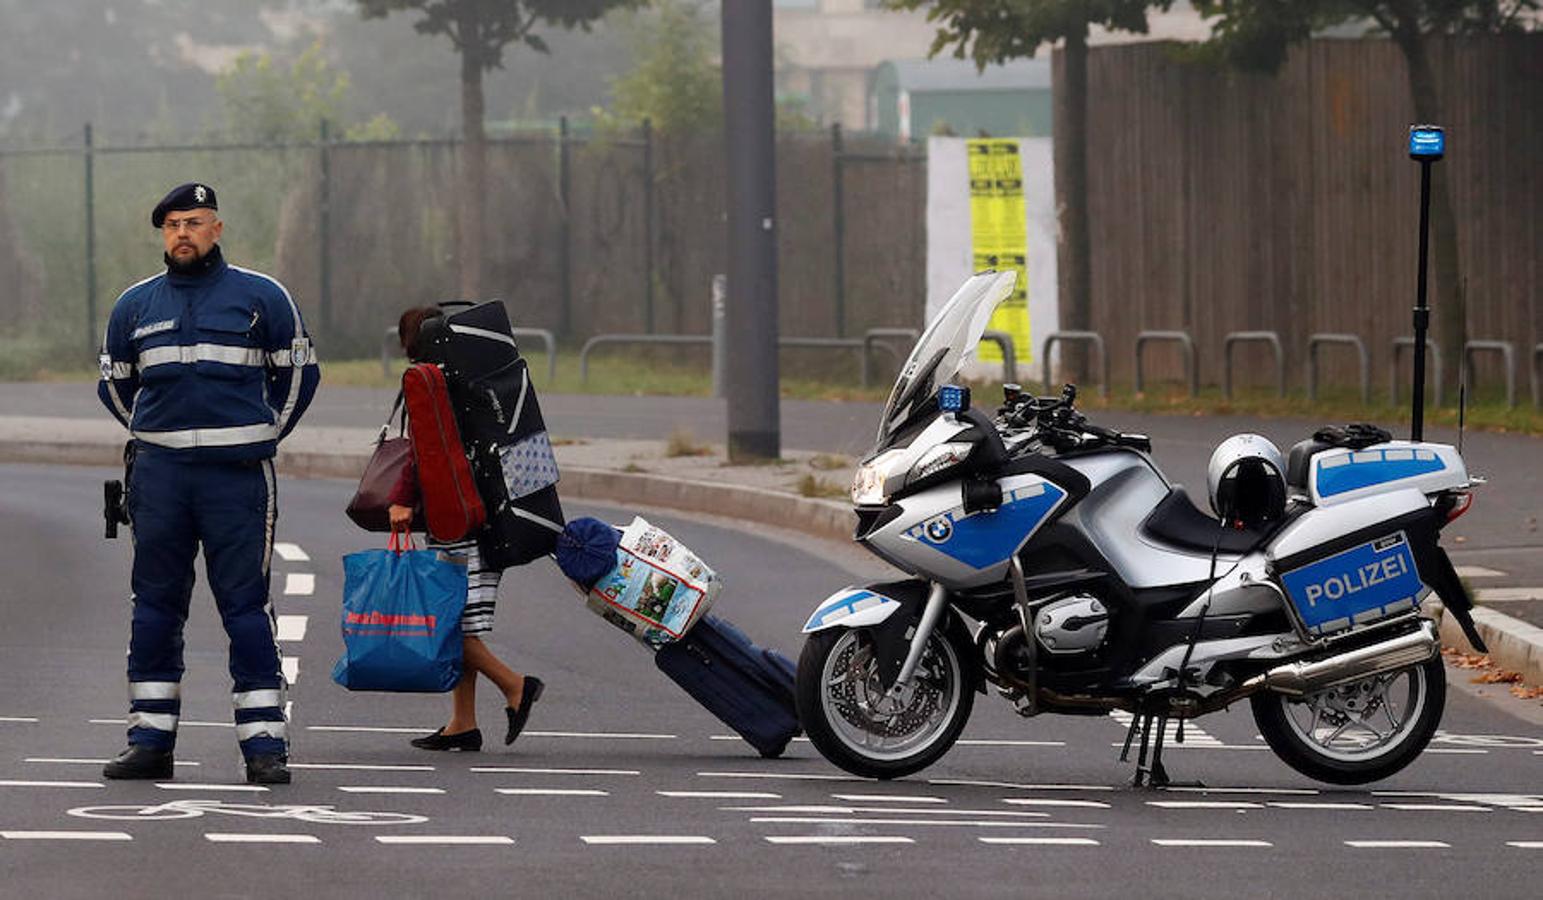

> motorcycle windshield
[877,270,1016,444]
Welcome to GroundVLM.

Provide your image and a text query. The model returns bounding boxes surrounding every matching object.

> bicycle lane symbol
[68,799,428,825]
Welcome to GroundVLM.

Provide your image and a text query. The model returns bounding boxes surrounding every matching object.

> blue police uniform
[98,238,319,764]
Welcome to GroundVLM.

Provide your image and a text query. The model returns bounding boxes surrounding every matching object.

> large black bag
[419,301,563,568]
[653,616,801,758]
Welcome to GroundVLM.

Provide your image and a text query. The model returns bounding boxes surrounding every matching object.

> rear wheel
[796,617,976,780]
[1252,655,1445,785]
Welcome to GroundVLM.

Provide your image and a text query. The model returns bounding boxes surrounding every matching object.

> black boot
[102,745,174,780]
[245,754,291,785]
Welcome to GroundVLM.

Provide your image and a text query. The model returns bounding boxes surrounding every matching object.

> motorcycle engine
[1034,595,1109,655]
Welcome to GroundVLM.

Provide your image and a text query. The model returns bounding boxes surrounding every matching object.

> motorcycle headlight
[907,441,974,484]
[851,449,908,506]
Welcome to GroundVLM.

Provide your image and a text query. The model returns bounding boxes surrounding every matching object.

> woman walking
[388,306,543,752]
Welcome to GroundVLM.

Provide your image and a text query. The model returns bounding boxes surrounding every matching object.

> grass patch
[664,427,714,458]
[620,462,649,474]
[807,453,852,471]
[795,473,848,499]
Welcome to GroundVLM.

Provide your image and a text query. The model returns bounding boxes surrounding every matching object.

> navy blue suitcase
[654,615,801,758]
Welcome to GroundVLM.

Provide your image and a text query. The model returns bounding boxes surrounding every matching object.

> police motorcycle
[795,270,1487,786]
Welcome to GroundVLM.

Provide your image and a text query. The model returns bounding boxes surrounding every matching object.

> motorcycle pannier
[419,301,563,568]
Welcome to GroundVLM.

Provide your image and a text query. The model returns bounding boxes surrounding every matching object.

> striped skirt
[427,537,499,635]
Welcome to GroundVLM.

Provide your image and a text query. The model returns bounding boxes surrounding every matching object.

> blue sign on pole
[1409,125,1445,161]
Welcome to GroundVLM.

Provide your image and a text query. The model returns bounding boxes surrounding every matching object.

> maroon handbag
[346,396,426,533]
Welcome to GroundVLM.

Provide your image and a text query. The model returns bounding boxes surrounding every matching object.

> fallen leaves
[1442,647,1543,701]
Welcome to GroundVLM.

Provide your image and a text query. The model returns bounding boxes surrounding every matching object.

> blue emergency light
[1409,125,1444,161]
[938,384,970,413]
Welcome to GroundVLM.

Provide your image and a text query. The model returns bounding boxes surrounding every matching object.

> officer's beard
[164,243,222,275]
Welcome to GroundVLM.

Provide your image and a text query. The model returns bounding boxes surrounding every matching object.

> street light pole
[721,0,781,461]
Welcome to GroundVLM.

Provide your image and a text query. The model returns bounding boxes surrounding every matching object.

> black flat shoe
[102,745,174,780]
[505,677,545,746]
[410,727,482,752]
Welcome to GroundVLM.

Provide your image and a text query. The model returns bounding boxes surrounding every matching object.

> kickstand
[1118,712,1142,762]
[1132,712,1171,788]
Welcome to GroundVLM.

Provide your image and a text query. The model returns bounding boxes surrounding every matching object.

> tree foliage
[1194,0,1539,71]
[603,0,721,134]
[355,0,643,69]
[885,0,1172,64]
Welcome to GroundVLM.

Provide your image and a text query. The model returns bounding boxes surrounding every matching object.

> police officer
[97,182,320,784]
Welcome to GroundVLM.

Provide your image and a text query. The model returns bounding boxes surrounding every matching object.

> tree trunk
[1398,33,1465,398]
[457,21,487,300]
[1053,26,1093,386]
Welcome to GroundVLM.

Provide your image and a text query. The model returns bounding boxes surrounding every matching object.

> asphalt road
[2,464,1540,898]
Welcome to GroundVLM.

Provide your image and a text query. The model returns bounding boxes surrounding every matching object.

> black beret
[151,182,218,228]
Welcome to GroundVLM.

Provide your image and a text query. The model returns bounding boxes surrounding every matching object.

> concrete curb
[1431,602,1543,688]
[7,435,1537,687]
[0,438,857,546]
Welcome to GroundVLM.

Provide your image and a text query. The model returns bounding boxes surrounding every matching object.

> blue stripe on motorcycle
[907,483,1066,570]
[1316,451,1444,497]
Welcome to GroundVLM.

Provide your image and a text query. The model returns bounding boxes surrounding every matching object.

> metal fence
[0,123,928,366]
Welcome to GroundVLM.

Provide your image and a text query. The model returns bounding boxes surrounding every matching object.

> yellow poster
[966,139,1029,366]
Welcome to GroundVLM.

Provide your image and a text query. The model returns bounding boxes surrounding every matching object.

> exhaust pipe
[1243,620,1440,698]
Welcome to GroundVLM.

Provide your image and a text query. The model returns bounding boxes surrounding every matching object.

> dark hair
[398,306,443,361]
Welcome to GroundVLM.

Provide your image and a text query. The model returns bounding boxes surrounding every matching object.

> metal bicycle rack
[578,331,907,388]
[1462,340,1517,409]
[1134,331,1197,398]
[1390,336,1444,407]
[1038,331,1108,398]
[1222,331,1284,399]
[1306,333,1370,404]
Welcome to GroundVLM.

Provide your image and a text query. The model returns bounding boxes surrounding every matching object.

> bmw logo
[925,518,953,543]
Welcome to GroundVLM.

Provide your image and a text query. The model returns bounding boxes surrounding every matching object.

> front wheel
[1252,655,1445,785]
[796,617,976,780]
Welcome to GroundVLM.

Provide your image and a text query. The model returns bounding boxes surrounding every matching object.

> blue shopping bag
[331,533,468,693]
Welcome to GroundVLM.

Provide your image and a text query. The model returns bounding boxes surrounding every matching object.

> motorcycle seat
[1139,486,1270,555]
[1286,438,1332,492]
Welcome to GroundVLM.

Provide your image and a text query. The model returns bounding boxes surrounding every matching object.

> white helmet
[1207,434,1287,526]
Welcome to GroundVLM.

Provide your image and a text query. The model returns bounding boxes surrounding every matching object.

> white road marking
[581,835,716,845]
[288,763,435,772]
[275,615,308,642]
[928,779,1115,792]
[308,725,429,734]
[658,791,782,800]
[725,805,1051,819]
[0,780,102,789]
[1160,786,1319,796]
[710,734,809,742]
[206,833,320,844]
[1,831,131,841]
[955,739,1067,747]
[1425,749,1489,755]
[337,786,445,795]
[282,657,300,685]
[496,788,609,797]
[1382,803,1489,812]
[1506,841,1543,849]
[697,771,862,783]
[748,817,1099,829]
[1474,587,1543,603]
[830,794,947,804]
[273,543,310,562]
[1148,800,1264,810]
[1152,839,1272,848]
[1268,802,1375,810]
[471,767,640,776]
[523,731,676,740]
[1453,565,1504,578]
[1345,840,1450,849]
[0,717,39,723]
[155,783,268,793]
[980,837,1100,846]
[1109,710,1224,746]
[25,757,199,767]
[1107,742,1269,751]
[1001,798,1112,809]
[376,836,514,846]
[283,573,315,596]
[765,836,913,845]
